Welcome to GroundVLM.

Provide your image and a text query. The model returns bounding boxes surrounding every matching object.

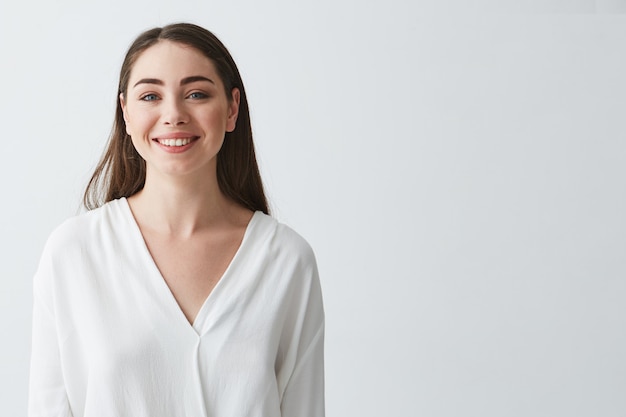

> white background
[1,1,625,415]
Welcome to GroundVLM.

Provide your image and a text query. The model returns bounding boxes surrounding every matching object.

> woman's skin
[120,40,253,325]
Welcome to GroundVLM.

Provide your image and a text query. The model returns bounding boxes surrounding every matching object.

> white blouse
[29,198,325,417]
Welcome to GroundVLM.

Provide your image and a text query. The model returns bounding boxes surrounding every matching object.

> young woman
[29,23,324,417]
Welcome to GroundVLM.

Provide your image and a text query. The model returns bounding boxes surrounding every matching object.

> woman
[29,23,324,417]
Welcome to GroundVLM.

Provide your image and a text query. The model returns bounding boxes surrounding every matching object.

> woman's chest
[140,227,246,325]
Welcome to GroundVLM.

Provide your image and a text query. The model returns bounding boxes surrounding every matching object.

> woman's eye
[188,92,208,99]
[140,94,159,101]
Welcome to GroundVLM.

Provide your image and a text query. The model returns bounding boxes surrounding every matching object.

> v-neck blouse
[29,198,325,417]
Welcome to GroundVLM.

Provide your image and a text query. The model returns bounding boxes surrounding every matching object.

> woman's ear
[119,93,130,135]
[226,88,240,133]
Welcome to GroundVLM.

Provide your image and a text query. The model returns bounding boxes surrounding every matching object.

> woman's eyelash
[138,92,208,101]
[188,92,208,99]
[140,93,159,101]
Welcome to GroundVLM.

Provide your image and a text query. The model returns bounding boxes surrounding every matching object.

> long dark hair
[83,23,269,214]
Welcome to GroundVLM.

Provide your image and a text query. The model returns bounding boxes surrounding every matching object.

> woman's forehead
[129,41,220,85]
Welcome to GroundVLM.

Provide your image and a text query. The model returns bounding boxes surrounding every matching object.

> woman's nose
[162,98,189,126]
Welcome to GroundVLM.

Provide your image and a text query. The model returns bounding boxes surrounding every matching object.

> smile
[155,137,197,147]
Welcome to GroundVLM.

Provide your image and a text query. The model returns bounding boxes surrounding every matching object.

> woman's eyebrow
[181,75,215,85]
[133,78,163,87]
[133,76,215,88]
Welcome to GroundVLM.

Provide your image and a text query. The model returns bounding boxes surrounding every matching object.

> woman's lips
[157,137,194,147]
[153,136,199,152]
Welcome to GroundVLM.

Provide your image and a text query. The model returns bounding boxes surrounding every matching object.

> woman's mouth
[155,137,198,147]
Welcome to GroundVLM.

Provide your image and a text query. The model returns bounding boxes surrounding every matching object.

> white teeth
[159,138,193,147]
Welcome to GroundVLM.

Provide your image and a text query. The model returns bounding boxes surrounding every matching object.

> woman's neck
[127,169,250,238]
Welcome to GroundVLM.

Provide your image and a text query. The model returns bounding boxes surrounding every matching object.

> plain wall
[1,1,625,415]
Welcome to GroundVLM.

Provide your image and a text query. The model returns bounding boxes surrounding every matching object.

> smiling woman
[28,23,324,417]
[120,41,240,180]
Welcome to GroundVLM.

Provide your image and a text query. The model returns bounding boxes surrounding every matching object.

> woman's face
[120,40,239,179]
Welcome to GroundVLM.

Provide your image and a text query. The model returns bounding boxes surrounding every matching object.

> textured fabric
[29,198,325,417]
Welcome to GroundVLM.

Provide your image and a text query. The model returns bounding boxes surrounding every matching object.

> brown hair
[83,23,269,214]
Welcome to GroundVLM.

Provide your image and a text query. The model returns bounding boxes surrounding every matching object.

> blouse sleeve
[279,243,326,417]
[28,240,73,417]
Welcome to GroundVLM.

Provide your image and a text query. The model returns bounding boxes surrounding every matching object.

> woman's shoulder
[251,212,317,264]
[43,199,126,252]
